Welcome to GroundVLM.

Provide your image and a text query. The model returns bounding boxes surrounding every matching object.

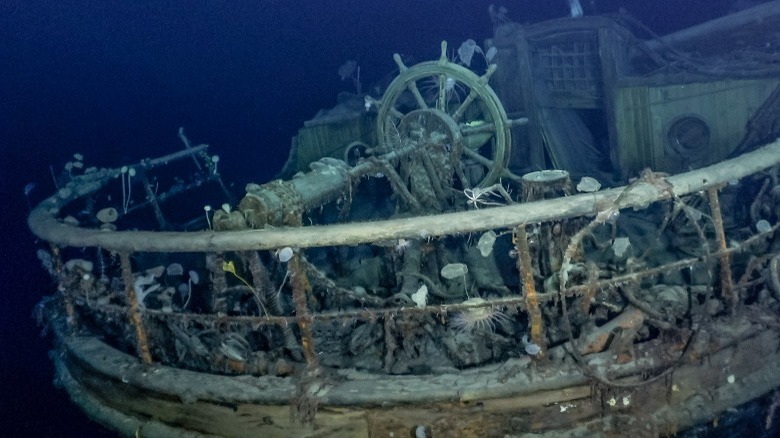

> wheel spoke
[451,88,479,123]
[460,121,497,137]
[406,81,429,110]
[462,146,494,168]
[437,74,446,111]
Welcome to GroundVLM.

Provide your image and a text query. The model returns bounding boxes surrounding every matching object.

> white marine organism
[338,60,357,81]
[477,230,497,257]
[37,249,55,276]
[23,182,36,211]
[394,238,412,254]
[337,60,361,93]
[485,46,497,63]
[451,297,508,333]
[182,270,200,309]
[568,0,584,17]
[58,187,73,199]
[203,205,212,229]
[522,334,541,355]
[411,285,428,309]
[210,155,220,174]
[277,247,294,263]
[134,272,161,309]
[120,166,136,214]
[457,39,496,67]
[445,76,455,93]
[166,263,184,277]
[576,176,601,193]
[441,263,468,280]
[145,265,165,278]
[463,185,507,209]
[611,237,631,258]
[756,219,772,233]
[64,259,93,273]
[96,207,118,224]
[119,166,129,214]
[443,76,461,103]
[457,39,479,66]
[441,262,469,296]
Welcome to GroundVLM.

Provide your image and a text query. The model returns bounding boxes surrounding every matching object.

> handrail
[28,139,780,253]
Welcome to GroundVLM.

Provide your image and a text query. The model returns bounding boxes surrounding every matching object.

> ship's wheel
[375,41,512,188]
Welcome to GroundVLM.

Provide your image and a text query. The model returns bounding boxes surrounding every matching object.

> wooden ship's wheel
[375,41,512,189]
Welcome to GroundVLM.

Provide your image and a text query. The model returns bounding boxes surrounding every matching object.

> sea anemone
[450,297,509,333]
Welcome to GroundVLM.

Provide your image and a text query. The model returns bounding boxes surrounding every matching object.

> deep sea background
[1,0,776,435]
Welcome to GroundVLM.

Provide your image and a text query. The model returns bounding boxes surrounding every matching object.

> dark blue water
[2,0,774,435]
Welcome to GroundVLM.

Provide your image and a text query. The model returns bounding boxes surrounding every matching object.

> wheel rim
[376,41,511,187]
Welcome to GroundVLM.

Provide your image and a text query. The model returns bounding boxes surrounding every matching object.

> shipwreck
[29,3,780,437]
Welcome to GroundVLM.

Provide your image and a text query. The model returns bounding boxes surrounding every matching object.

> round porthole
[666,115,710,161]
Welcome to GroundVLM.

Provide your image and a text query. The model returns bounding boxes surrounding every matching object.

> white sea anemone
[450,297,508,333]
